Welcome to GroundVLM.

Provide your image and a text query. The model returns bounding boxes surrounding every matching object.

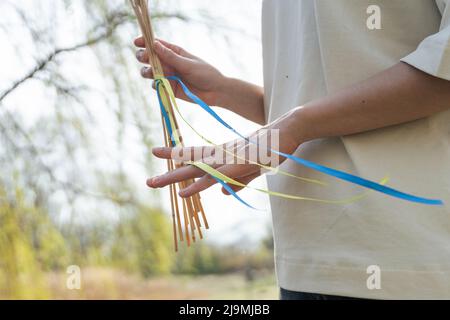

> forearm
[215,77,265,125]
[293,62,450,143]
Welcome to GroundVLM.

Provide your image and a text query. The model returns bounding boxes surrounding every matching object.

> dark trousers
[280,287,366,300]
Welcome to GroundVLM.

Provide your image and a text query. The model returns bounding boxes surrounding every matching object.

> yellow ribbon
[159,78,327,186]
[157,79,390,205]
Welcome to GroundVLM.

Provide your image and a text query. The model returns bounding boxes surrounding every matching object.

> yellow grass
[44,267,278,300]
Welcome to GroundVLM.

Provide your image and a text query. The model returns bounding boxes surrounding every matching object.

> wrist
[214,76,236,108]
[290,106,313,144]
[211,76,266,124]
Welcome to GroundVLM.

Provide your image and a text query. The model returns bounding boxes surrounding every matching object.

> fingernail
[148,176,161,187]
[146,178,155,187]
[152,176,160,184]
[136,50,143,59]
[141,67,148,76]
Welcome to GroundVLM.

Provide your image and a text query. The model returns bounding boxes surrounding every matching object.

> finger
[221,172,260,195]
[152,146,217,162]
[200,140,245,165]
[147,165,207,189]
[141,66,154,79]
[136,49,149,63]
[155,38,196,59]
[179,173,217,198]
[154,41,191,72]
[134,36,146,48]
[179,164,260,198]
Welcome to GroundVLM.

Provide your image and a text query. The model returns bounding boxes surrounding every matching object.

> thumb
[154,41,189,72]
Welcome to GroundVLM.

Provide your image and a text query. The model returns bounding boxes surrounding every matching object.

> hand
[146,108,304,197]
[134,37,227,107]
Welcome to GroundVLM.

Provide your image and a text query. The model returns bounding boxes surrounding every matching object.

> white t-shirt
[262,0,450,299]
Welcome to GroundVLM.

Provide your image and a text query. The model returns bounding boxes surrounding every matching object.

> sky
[0,0,271,247]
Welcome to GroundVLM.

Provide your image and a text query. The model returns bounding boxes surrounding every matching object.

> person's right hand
[134,37,226,107]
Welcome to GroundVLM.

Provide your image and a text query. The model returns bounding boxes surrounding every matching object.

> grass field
[45,268,278,300]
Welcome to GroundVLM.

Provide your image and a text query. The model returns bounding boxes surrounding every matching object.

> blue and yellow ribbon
[155,76,444,207]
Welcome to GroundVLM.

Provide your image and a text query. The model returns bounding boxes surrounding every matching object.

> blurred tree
[0,0,188,214]
[0,0,187,297]
[173,242,219,275]
[0,0,273,299]
[111,205,173,276]
[0,186,60,299]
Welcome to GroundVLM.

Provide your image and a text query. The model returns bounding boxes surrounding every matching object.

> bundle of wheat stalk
[131,0,208,251]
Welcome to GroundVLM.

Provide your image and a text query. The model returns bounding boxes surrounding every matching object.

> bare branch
[0,16,125,103]
[0,10,187,104]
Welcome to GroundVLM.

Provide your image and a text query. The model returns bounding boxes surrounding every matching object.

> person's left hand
[147,107,305,197]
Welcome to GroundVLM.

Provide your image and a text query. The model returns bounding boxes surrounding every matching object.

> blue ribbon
[211,176,260,210]
[164,76,444,206]
[155,79,257,208]
[156,81,176,146]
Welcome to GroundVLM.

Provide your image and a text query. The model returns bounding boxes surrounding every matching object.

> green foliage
[173,238,274,275]
[0,182,274,299]
[112,206,174,277]
[174,242,220,275]
[0,186,66,298]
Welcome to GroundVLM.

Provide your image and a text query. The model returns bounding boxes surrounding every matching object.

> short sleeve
[400,0,450,80]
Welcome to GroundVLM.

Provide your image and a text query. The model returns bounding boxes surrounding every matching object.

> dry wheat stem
[131,0,209,251]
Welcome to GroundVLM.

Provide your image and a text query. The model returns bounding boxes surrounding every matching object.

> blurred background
[0,0,276,299]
